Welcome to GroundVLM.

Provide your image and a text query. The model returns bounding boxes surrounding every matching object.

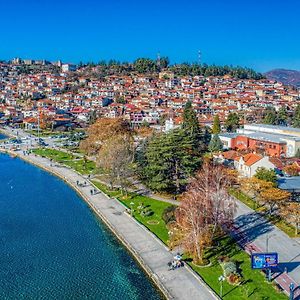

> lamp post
[289,282,294,300]
[265,234,276,282]
[218,275,225,299]
[266,233,276,253]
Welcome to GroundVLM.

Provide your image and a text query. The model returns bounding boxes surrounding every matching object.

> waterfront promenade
[5,149,217,300]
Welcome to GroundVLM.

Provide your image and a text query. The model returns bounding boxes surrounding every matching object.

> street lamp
[289,282,294,300]
[266,233,276,253]
[218,275,225,298]
[265,233,276,282]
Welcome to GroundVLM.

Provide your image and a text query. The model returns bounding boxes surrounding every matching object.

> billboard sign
[251,253,278,269]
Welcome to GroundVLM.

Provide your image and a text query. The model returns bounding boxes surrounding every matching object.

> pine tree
[143,129,201,194]
[182,101,206,152]
[212,114,221,134]
[225,112,240,132]
[208,134,223,152]
[293,105,300,128]
[183,101,200,133]
[263,107,277,125]
[277,106,288,125]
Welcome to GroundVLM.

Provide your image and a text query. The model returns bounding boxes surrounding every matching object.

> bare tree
[80,118,131,155]
[97,134,134,194]
[170,163,236,264]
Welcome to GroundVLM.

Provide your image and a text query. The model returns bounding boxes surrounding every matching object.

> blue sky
[1,0,299,71]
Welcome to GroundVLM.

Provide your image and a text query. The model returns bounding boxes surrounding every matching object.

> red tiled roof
[243,153,263,166]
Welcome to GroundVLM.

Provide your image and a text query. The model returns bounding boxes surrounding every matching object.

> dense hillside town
[1,58,299,132]
[2,59,300,194]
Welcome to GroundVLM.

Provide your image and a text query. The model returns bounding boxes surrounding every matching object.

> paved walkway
[233,201,300,298]
[9,150,217,300]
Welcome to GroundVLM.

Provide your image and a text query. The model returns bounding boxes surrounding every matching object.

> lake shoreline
[0,125,218,300]
[0,148,171,299]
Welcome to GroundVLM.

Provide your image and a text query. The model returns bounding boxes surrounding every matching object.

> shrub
[220,259,242,285]
[141,207,153,217]
[227,273,242,285]
[162,205,177,224]
[218,255,230,263]
[223,261,237,277]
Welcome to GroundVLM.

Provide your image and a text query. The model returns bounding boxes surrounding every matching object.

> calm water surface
[0,153,163,299]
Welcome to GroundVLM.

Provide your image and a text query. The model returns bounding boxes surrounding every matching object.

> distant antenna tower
[157,52,161,67]
[198,50,202,65]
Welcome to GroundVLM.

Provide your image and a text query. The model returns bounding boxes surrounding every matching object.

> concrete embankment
[0,146,218,300]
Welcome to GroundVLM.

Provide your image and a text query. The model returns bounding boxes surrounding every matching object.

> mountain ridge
[265,68,300,87]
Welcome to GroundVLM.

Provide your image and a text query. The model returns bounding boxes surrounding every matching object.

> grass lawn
[32,148,96,175]
[26,129,85,137]
[189,236,287,300]
[92,180,171,244]
[229,188,257,210]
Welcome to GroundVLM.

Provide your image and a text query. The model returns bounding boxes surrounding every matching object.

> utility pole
[157,52,161,68]
[198,50,202,66]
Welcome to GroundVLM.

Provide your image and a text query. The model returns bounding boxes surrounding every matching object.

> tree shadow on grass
[222,284,240,298]
[204,235,242,263]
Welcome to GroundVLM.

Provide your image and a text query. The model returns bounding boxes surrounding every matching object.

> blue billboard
[251,253,278,269]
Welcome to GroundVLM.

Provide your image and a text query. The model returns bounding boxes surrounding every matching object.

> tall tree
[159,57,170,69]
[260,188,290,215]
[133,58,157,73]
[212,114,221,134]
[182,101,200,134]
[80,118,131,154]
[277,106,288,125]
[208,134,223,152]
[241,177,274,207]
[97,134,134,193]
[293,105,300,128]
[254,167,277,185]
[142,129,201,194]
[280,202,300,236]
[263,107,277,125]
[170,163,236,264]
[182,101,206,152]
[225,112,240,132]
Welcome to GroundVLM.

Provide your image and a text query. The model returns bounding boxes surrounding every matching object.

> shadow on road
[234,212,273,246]
[278,261,300,273]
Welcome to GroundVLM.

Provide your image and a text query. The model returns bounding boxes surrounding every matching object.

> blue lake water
[0,153,163,299]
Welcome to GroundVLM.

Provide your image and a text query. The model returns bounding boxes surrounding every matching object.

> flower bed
[219,256,242,285]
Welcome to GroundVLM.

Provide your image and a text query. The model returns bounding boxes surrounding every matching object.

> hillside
[265,69,300,87]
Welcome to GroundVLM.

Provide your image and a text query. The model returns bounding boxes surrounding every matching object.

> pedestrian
[94,188,97,194]
[90,189,93,195]
[76,180,79,186]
